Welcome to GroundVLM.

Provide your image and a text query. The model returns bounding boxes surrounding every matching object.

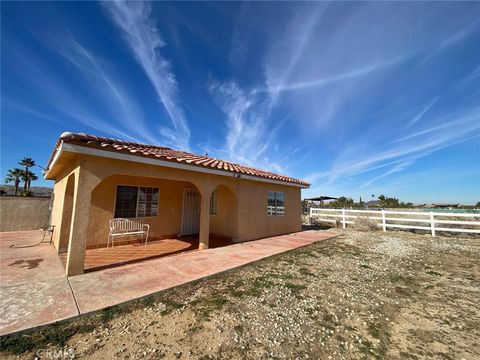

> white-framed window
[114,185,159,218]
[210,189,218,215]
[267,191,285,216]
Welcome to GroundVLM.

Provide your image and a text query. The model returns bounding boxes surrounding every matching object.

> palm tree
[5,168,23,196]
[19,157,36,191]
[21,170,38,193]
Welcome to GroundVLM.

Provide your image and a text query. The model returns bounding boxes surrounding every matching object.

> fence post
[309,207,313,225]
[430,212,435,237]
[382,210,386,232]
[342,208,346,229]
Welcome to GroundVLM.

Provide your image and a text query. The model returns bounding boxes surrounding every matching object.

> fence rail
[309,208,480,236]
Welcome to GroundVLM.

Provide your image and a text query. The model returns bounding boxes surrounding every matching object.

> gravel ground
[1,229,479,359]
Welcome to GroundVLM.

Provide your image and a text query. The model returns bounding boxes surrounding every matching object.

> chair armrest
[142,224,150,231]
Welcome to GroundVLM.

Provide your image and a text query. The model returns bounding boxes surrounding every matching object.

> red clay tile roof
[48,132,310,187]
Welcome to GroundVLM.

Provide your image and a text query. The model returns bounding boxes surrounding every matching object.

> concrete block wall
[0,196,51,232]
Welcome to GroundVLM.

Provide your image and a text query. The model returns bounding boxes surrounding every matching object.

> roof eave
[44,141,64,180]
[48,142,310,188]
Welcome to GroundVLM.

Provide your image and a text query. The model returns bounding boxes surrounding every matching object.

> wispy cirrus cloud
[269,54,411,93]
[207,4,329,173]
[359,160,415,188]
[214,3,416,174]
[305,105,480,187]
[454,64,480,93]
[52,36,165,143]
[4,38,140,141]
[264,4,329,112]
[216,2,480,195]
[208,80,285,173]
[406,97,438,128]
[421,20,479,64]
[228,3,250,68]
[102,0,190,150]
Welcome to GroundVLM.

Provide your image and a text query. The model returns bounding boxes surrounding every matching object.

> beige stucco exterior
[48,150,304,276]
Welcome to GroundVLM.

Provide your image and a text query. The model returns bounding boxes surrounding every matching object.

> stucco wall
[50,154,304,253]
[237,181,302,241]
[87,174,193,247]
[0,196,51,232]
[209,185,238,239]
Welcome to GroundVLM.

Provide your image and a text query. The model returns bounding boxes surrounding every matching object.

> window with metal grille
[210,189,218,215]
[267,191,285,216]
[114,185,159,218]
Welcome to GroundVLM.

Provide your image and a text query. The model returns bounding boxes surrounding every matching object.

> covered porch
[52,164,239,276]
[59,235,234,272]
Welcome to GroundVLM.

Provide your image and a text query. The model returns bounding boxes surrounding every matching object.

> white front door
[181,188,200,235]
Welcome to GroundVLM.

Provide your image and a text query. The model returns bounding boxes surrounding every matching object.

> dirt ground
[1,229,479,359]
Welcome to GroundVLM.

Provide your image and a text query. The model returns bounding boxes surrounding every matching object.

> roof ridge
[60,131,173,151]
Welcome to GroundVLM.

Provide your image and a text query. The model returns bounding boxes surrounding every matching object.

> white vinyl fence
[309,208,480,236]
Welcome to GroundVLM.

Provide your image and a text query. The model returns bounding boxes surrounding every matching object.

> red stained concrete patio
[59,236,234,272]
[0,229,337,336]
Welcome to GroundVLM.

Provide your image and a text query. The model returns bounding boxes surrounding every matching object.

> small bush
[353,217,379,231]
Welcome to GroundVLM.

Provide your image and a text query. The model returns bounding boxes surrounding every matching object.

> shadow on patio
[59,235,234,273]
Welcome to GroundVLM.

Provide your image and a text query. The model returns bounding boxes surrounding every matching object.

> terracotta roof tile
[47,132,310,187]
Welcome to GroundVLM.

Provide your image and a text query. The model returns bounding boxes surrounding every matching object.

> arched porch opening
[87,173,203,248]
[59,173,206,272]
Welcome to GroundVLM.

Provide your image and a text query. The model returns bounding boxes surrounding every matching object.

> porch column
[65,165,97,276]
[199,188,211,250]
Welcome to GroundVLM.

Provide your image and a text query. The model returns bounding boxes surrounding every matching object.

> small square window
[267,191,285,216]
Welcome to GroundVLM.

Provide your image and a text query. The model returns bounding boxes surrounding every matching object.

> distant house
[45,132,310,276]
[423,203,460,209]
[365,200,382,208]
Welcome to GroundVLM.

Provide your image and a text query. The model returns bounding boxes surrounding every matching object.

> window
[267,191,285,216]
[210,189,218,215]
[114,185,159,218]
[138,187,159,217]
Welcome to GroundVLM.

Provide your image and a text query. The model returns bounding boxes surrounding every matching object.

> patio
[1,229,337,336]
[59,235,234,272]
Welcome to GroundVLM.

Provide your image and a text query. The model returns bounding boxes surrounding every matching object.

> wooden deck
[59,235,234,272]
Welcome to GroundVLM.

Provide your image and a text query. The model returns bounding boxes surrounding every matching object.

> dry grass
[352,217,379,231]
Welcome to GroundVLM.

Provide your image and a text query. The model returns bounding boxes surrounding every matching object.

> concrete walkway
[0,231,78,336]
[0,230,336,336]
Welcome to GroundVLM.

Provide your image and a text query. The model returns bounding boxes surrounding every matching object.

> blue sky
[1,1,479,204]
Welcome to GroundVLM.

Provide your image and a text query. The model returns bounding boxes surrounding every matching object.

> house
[422,203,460,209]
[45,132,310,276]
[365,200,382,209]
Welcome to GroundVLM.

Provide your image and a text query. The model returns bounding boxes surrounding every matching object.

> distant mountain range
[0,185,53,197]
